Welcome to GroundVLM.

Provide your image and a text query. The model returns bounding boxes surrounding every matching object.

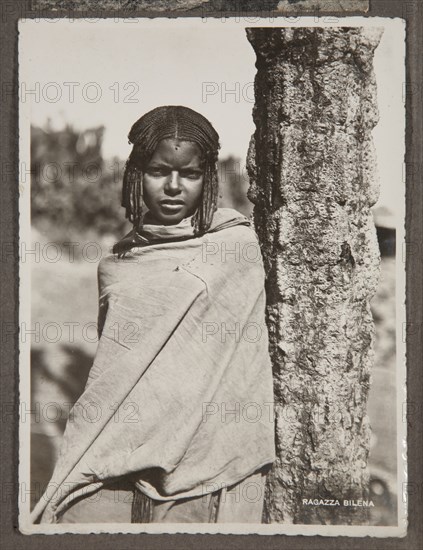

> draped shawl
[32,208,275,524]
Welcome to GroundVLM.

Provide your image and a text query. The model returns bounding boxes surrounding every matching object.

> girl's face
[142,138,204,226]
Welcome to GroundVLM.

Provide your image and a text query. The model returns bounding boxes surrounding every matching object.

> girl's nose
[165,171,181,192]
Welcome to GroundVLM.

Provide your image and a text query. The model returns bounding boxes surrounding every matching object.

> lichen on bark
[246,27,383,524]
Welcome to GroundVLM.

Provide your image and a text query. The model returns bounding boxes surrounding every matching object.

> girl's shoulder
[209,208,256,238]
[190,213,264,287]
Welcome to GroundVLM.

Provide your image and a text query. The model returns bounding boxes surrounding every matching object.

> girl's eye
[181,171,202,180]
[147,168,167,177]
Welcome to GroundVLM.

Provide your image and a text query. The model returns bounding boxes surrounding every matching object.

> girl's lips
[160,201,184,212]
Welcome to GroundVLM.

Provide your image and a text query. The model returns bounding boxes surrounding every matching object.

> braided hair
[122,106,220,235]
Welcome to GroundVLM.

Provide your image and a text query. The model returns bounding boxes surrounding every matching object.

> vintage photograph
[18,16,406,535]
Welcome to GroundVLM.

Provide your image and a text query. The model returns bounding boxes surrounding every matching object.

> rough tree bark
[246,27,383,524]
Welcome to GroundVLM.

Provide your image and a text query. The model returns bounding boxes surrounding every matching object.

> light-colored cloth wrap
[32,208,275,524]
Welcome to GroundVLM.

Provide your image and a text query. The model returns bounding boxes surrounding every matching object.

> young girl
[32,106,275,524]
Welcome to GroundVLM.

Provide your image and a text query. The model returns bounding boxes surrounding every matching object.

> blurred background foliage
[29,123,397,525]
[31,124,127,242]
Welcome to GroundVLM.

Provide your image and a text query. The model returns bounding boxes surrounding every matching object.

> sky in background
[20,17,405,215]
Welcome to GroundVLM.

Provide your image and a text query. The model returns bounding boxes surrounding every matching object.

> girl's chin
[146,207,197,226]
[147,213,188,226]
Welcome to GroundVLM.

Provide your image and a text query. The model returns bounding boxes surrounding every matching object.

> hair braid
[122,106,220,235]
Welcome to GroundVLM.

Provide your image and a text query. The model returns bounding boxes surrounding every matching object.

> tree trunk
[246,27,383,524]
